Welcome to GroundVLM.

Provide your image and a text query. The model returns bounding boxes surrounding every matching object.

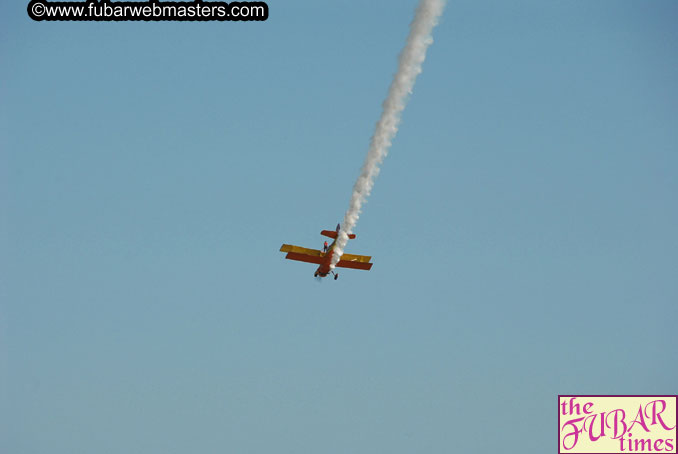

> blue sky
[1,1,677,452]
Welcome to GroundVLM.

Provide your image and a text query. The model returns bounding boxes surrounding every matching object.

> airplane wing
[285,252,324,265]
[280,244,324,265]
[280,244,373,270]
[280,244,322,257]
[340,253,372,263]
[336,260,373,270]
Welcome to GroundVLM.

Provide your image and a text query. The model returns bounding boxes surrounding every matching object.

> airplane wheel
[334,274,338,280]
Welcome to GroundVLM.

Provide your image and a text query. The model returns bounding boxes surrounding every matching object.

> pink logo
[559,395,677,453]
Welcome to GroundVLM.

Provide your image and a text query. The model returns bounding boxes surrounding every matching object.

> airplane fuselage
[314,240,337,277]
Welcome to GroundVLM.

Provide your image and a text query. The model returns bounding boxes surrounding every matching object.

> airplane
[280,224,373,280]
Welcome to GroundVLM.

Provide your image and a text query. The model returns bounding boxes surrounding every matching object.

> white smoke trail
[331,0,445,268]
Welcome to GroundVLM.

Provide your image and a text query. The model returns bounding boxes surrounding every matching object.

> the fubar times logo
[559,395,677,453]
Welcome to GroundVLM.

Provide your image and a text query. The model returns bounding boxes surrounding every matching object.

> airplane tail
[321,223,355,240]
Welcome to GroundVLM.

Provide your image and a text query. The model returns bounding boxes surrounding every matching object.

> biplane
[280,224,373,280]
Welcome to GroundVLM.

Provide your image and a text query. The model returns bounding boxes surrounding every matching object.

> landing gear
[331,271,339,280]
[314,272,318,277]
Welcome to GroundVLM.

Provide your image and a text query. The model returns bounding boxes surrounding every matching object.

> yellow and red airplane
[280,224,373,280]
